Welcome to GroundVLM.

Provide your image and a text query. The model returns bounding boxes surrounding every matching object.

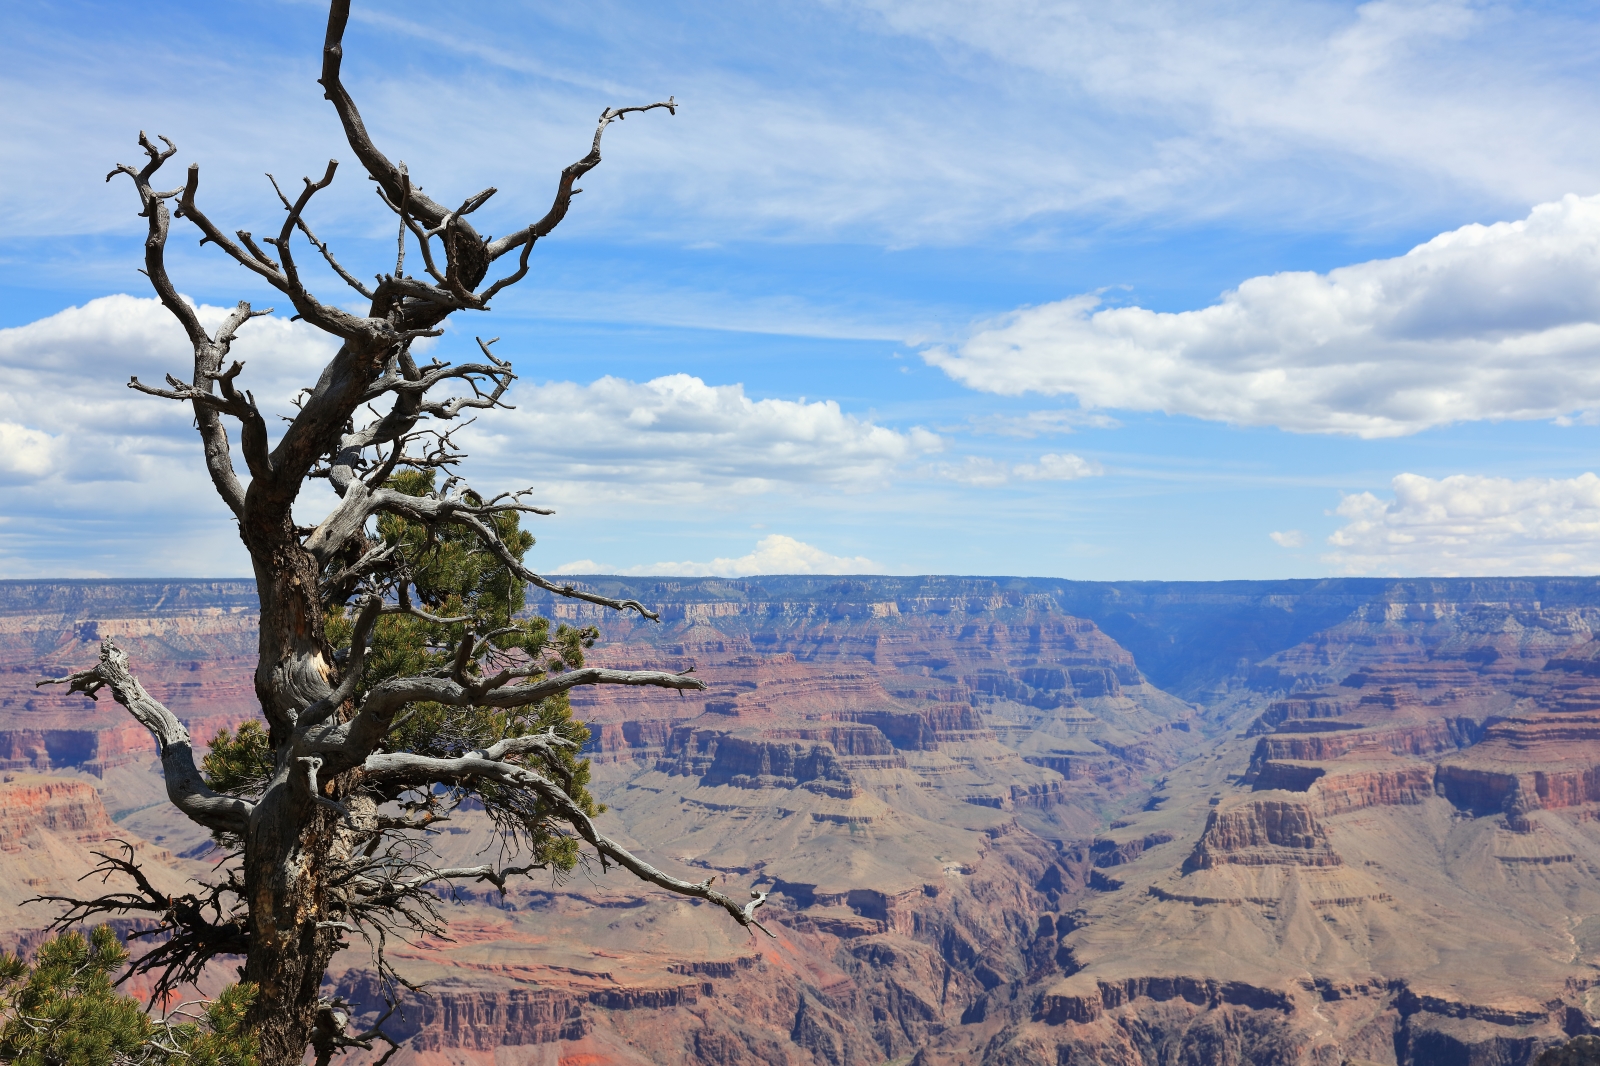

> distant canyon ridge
[4,575,1600,1065]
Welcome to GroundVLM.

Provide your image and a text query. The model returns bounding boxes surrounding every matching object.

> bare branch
[175,164,292,290]
[38,640,251,836]
[319,540,402,602]
[262,170,375,298]
[327,668,700,775]
[176,161,372,342]
[359,355,515,416]
[298,755,352,820]
[262,161,371,333]
[360,665,699,729]
[374,178,447,286]
[107,135,255,516]
[380,601,471,626]
[311,999,401,1066]
[234,229,282,272]
[291,208,375,299]
[453,511,661,618]
[396,861,544,898]
[320,0,491,292]
[305,470,552,569]
[27,842,249,1004]
[485,98,676,267]
[360,750,772,935]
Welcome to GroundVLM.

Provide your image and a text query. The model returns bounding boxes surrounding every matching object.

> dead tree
[35,4,770,1063]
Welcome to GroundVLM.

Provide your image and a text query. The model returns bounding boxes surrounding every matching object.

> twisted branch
[26,842,249,1005]
[38,641,251,836]
[360,750,773,935]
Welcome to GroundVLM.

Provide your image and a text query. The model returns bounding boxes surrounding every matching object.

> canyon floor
[6,576,1600,1065]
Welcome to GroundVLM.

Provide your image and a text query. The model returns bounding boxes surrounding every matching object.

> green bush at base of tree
[0,925,257,1065]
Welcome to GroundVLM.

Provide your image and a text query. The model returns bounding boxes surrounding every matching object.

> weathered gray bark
[39,6,770,1064]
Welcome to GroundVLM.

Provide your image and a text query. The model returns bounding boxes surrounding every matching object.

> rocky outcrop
[828,706,984,748]
[656,726,894,795]
[1247,697,1356,736]
[1037,974,1294,1025]
[332,972,590,1049]
[1249,716,1475,768]
[585,718,674,761]
[1253,759,1436,815]
[1088,831,1176,868]
[1313,762,1436,815]
[0,775,115,849]
[1182,796,1342,871]
[1437,712,1600,817]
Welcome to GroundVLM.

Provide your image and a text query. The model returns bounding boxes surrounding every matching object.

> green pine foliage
[200,722,272,800]
[0,926,257,1065]
[202,470,602,869]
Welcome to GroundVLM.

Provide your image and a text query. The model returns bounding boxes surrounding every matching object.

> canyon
[7,576,1600,1064]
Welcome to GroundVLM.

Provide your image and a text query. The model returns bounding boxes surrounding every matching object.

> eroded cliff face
[16,577,1600,1065]
[963,584,1600,1066]
[1182,796,1343,871]
[0,769,207,1011]
[0,581,259,780]
[319,821,1073,1066]
[0,774,116,847]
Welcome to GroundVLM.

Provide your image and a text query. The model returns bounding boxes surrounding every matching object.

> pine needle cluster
[0,926,257,1065]
[204,470,602,868]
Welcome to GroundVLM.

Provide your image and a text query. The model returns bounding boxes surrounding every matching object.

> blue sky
[5,0,1600,579]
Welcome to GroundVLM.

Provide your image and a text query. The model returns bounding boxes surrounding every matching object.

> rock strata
[15,577,1600,1064]
[1183,795,1343,871]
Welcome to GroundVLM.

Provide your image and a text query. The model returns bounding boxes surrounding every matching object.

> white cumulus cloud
[0,424,60,482]
[0,296,938,573]
[926,194,1600,438]
[1325,473,1600,575]
[551,535,879,577]
[477,374,941,502]
[0,294,338,575]
[1269,530,1306,548]
[1013,453,1103,481]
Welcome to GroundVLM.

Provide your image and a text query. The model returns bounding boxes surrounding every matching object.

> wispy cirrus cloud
[849,0,1600,217]
[930,453,1102,487]
[7,0,1600,248]
[958,409,1121,438]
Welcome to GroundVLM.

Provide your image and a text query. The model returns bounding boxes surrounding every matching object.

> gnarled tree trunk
[36,5,778,1064]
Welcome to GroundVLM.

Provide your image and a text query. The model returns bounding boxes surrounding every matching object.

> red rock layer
[1436,712,1600,816]
[1038,975,1293,1025]
[0,776,115,850]
[1182,797,1343,871]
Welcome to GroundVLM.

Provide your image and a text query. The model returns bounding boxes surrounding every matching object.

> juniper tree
[37,4,770,1063]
